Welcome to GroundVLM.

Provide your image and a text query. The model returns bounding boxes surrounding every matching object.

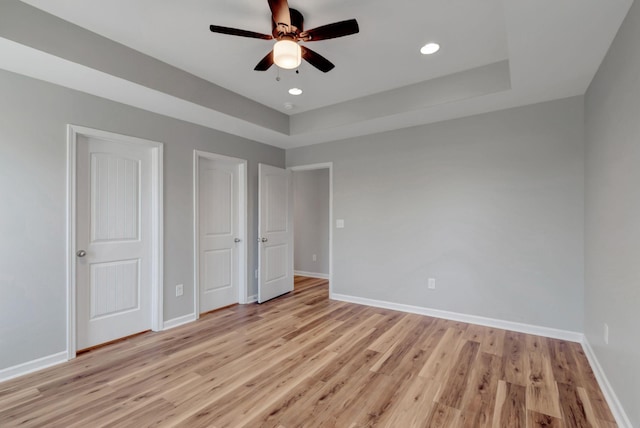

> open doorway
[291,163,332,294]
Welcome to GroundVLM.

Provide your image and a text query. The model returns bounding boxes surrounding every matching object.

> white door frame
[289,163,334,296]
[193,150,248,314]
[66,125,164,360]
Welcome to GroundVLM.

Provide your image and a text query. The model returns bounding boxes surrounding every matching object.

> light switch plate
[336,219,345,228]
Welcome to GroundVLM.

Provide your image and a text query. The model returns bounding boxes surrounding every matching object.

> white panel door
[198,157,240,313]
[258,163,293,303]
[76,136,152,350]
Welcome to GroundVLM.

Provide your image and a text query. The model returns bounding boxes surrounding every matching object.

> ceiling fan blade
[301,46,335,73]
[210,25,272,40]
[268,0,291,31]
[254,50,274,71]
[300,19,359,41]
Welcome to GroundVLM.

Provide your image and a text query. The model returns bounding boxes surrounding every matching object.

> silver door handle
[76,250,87,258]
[260,237,268,243]
[234,238,241,243]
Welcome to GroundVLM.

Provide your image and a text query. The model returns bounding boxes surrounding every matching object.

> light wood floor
[0,277,615,427]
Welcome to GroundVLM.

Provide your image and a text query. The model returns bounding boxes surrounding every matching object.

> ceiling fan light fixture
[420,42,440,55]
[274,40,302,69]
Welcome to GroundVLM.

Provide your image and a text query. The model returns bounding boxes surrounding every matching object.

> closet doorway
[291,163,333,294]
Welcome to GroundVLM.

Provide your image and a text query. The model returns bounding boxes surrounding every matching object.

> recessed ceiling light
[288,87,303,96]
[420,42,440,55]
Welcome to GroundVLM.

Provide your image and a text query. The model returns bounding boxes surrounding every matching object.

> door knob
[76,250,87,258]
[234,238,242,243]
[260,237,268,243]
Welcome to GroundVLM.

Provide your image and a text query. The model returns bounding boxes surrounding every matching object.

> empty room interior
[0,0,639,426]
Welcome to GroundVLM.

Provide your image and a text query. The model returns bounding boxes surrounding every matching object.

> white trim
[0,352,68,383]
[289,163,334,295]
[331,293,584,343]
[66,128,77,359]
[294,270,330,280]
[152,144,164,332]
[247,294,258,304]
[193,151,249,320]
[581,339,633,428]
[162,313,198,331]
[66,125,164,359]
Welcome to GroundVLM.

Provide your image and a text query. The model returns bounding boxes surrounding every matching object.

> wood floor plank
[547,338,581,388]
[557,382,592,428]
[465,325,506,357]
[492,380,526,428]
[577,386,607,428]
[458,352,503,428]
[277,355,378,427]
[437,340,480,409]
[380,375,440,427]
[0,277,617,428]
[371,316,433,377]
[243,377,327,427]
[424,402,462,427]
[367,313,411,353]
[527,410,563,427]
[418,327,466,381]
[324,314,380,354]
[503,330,528,386]
[100,397,176,428]
[199,350,338,428]
[314,333,383,384]
[332,369,414,427]
[525,335,562,418]
[573,345,617,424]
[0,388,40,413]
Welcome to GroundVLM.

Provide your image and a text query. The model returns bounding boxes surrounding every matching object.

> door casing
[193,150,248,314]
[66,125,163,360]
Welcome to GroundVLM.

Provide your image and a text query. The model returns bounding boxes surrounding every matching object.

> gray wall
[0,0,288,135]
[293,170,330,275]
[287,96,585,332]
[584,0,640,425]
[0,69,284,370]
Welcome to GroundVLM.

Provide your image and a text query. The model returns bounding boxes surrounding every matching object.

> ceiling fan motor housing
[272,8,304,39]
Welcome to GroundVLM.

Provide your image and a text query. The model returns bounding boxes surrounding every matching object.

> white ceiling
[4,0,635,148]
[20,0,509,114]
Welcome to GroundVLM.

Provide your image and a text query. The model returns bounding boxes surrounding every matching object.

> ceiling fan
[209,0,359,73]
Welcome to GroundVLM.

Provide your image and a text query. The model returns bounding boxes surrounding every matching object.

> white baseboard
[294,270,330,280]
[581,339,633,428]
[162,313,197,330]
[0,351,68,383]
[330,293,584,343]
[246,294,258,304]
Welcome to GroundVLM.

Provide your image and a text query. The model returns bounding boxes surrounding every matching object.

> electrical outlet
[428,278,436,289]
[312,254,317,262]
[175,284,184,297]
[604,323,609,345]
